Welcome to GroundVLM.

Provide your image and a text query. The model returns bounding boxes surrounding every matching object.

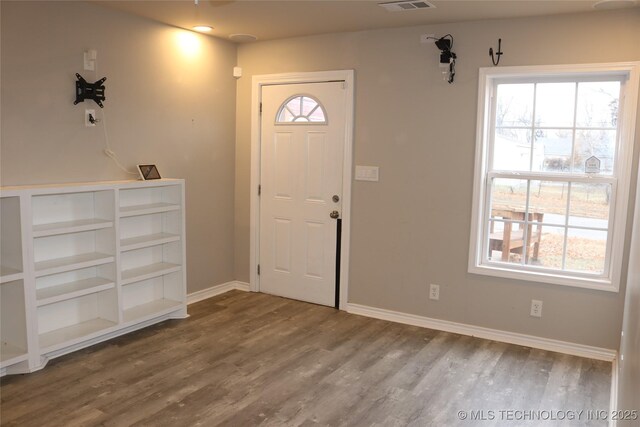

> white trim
[187,281,250,305]
[469,264,617,292]
[250,70,355,310]
[609,357,619,427]
[468,62,640,292]
[347,303,617,362]
[13,309,190,375]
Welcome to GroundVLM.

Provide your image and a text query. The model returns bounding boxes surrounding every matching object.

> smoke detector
[378,1,435,12]
[229,34,258,43]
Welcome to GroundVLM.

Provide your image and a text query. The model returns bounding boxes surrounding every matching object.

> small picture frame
[137,164,161,180]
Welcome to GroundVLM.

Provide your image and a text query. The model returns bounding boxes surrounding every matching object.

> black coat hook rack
[489,38,503,66]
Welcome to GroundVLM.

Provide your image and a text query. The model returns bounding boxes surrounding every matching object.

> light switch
[355,165,379,182]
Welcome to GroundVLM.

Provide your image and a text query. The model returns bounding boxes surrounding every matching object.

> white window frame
[469,63,640,292]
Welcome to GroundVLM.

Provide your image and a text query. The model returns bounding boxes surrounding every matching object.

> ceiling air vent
[378,1,435,12]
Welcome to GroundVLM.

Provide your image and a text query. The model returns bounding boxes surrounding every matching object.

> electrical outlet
[530,299,543,318]
[429,284,440,301]
[85,109,96,127]
[420,33,435,44]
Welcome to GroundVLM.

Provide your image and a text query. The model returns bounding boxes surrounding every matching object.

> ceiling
[96,0,638,43]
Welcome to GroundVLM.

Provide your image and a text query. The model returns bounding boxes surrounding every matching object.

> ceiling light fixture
[193,25,213,32]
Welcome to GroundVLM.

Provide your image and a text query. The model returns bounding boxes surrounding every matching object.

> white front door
[259,82,347,307]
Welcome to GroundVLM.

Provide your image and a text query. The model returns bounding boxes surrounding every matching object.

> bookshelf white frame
[0,179,187,375]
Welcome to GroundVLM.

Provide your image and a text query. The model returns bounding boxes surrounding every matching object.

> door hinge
[259,102,262,115]
[258,184,261,196]
[257,264,261,275]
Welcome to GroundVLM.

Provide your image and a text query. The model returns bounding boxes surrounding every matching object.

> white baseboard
[347,303,617,362]
[187,281,250,304]
[609,357,619,427]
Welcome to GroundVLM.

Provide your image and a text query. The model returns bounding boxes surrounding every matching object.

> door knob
[330,210,340,219]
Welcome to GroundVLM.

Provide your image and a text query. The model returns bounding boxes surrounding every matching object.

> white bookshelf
[1,280,29,371]
[1,197,24,284]
[119,185,184,324]
[0,179,187,375]
[0,196,30,375]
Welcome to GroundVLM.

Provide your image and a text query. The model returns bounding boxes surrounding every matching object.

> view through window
[470,64,639,290]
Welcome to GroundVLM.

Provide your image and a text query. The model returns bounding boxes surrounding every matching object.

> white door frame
[250,70,355,310]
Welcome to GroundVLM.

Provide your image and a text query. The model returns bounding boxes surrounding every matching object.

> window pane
[488,220,524,265]
[528,181,567,226]
[493,129,532,171]
[576,81,620,128]
[301,97,318,115]
[568,183,611,226]
[279,107,295,122]
[286,98,302,116]
[308,106,326,122]
[573,130,616,175]
[534,129,572,173]
[490,178,528,217]
[528,226,565,269]
[277,96,327,124]
[535,83,576,127]
[496,84,534,127]
[565,229,607,273]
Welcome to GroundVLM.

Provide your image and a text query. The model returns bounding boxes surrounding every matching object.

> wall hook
[489,38,503,66]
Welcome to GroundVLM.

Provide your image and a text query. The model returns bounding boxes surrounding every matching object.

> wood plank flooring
[0,290,611,426]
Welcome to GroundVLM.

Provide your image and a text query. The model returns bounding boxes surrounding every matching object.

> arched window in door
[276,95,327,124]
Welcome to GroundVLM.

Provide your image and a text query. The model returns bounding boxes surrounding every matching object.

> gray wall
[2,1,638,352]
[1,1,238,293]
[235,9,640,350]
[618,168,640,420]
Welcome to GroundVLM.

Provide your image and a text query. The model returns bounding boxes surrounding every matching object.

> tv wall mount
[74,73,106,108]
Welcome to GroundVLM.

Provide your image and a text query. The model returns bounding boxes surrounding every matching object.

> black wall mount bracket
[74,73,106,108]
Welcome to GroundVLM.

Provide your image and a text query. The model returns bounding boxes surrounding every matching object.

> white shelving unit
[0,196,30,374]
[118,184,185,325]
[1,280,29,372]
[0,179,187,375]
[1,197,24,284]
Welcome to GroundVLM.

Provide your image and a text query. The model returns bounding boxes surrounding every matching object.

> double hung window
[469,63,639,291]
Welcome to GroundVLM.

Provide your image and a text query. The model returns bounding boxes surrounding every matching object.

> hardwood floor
[1,291,611,426]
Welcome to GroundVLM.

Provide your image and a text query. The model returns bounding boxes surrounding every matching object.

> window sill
[468,263,618,292]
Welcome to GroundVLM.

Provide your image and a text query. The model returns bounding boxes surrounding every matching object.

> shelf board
[33,218,113,238]
[0,265,23,284]
[121,262,181,286]
[36,277,115,307]
[35,253,114,277]
[120,233,180,252]
[123,299,182,323]
[119,203,180,218]
[39,318,117,353]
[0,343,29,368]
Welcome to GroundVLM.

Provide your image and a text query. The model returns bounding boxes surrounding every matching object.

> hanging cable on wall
[84,51,138,176]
